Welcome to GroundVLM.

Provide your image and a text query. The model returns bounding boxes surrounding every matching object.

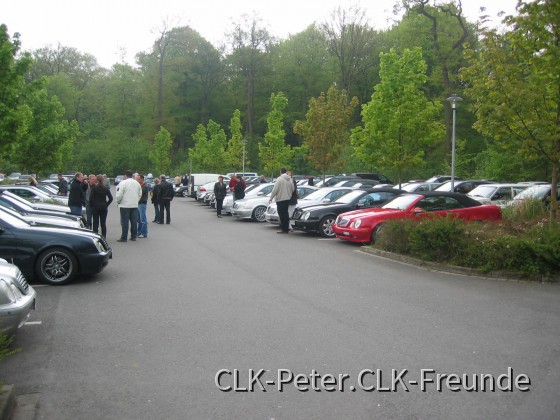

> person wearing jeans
[136,174,149,238]
[116,170,142,242]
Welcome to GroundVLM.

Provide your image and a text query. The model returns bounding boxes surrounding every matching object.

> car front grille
[100,237,111,252]
[233,203,239,209]
[16,270,29,293]
[292,209,303,220]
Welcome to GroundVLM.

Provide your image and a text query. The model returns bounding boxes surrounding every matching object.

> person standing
[229,174,238,204]
[259,175,266,184]
[233,175,246,200]
[28,176,38,186]
[136,174,149,238]
[57,173,68,196]
[151,177,161,222]
[102,174,111,189]
[68,172,85,216]
[214,176,227,218]
[307,176,314,186]
[269,168,294,234]
[287,171,299,231]
[116,170,142,242]
[85,174,97,229]
[181,174,189,187]
[174,175,181,188]
[89,174,113,238]
[157,175,174,224]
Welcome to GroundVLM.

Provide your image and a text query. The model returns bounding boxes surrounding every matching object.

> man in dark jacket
[157,175,174,224]
[214,176,228,218]
[151,177,161,222]
[57,174,68,196]
[68,172,85,216]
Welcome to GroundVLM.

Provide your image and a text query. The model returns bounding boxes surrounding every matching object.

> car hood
[297,202,356,213]
[18,223,103,240]
[339,207,403,220]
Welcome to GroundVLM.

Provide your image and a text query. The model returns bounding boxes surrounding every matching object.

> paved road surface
[2,194,560,419]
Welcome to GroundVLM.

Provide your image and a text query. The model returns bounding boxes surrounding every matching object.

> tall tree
[398,0,473,162]
[259,92,293,176]
[294,85,358,179]
[320,5,381,102]
[188,120,227,172]
[227,14,275,140]
[15,81,79,173]
[0,24,32,159]
[225,109,247,172]
[351,48,444,185]
[461,0,560,219]
[149,126,173,175]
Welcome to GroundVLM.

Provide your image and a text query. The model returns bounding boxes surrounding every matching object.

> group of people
[115,171,175,242]
[213,169,298,234]
[213,174,246,218]
[57,171,175,242]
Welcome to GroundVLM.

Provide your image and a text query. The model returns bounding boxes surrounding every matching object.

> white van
[226,172,257,179]
[188,174,230,198]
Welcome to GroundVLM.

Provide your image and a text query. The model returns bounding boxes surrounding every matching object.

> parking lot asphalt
[2,193,560,419]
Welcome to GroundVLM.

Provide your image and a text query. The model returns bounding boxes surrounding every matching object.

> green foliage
[149,127,173,175]
[15,81,79,173]
[501,198,548,224]
[188,120,227,172]
[259,92,293,176]
[461,0,560,217]
[225,109,246,172]
[294,85,358,177]
[351,48,444,184]
[375,214,560,276]
[0,24,33,159]
[0,331,20,386]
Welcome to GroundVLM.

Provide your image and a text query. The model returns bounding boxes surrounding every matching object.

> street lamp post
[242,138,247,176]
[446,94,463,191]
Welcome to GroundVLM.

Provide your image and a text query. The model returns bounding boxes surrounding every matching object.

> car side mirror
[257,192,264,196]
[413,207,423,214]
[322,198,331,203]
[357,202,365,207]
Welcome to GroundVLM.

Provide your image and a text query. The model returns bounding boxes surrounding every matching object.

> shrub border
[360,246,560,283]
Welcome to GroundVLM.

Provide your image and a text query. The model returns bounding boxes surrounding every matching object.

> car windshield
[382,194,421,210]
[469,185,497,198]
[514,185,550,200]
[334,190,366,204]
[434,181,453,192]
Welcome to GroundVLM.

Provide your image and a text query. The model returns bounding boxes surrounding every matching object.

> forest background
[0,0,558,189]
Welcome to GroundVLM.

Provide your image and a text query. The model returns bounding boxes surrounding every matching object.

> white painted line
[24,321,42,326]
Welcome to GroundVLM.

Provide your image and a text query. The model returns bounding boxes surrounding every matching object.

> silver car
[0,185,68,206]
[468,183,527,207]
[0,258,36,336]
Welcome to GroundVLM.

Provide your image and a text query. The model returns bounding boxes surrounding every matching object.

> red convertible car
[333,192,502,244]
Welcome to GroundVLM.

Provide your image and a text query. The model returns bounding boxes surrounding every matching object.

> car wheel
[370,224,384,244]
[319,216,336,238]
[182,189,189,198]
[252,206,267,222]
[35,247,78,285]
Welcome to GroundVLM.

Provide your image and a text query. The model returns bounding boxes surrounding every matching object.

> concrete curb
[0,384,16,420]
[359,247,560,283]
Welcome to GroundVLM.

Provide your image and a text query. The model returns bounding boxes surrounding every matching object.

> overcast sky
[3,0,518,68]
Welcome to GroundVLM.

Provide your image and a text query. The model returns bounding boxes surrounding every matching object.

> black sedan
[0,211,112,285]
[292,188,404,238]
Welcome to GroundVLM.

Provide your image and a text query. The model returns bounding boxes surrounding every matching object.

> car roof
[406,191,483,206]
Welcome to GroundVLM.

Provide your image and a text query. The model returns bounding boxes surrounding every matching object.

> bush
[374,215,560,276]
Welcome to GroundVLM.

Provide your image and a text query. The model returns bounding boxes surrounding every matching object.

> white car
[231,194,271,222]
[264,187,350,224]
[468,184,527,207]
[0,190,74,213]
[0,185,68,206]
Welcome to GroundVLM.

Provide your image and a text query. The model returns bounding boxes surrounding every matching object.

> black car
[0,211,112,285]
[292,188,404,238]
[174,185,190,197]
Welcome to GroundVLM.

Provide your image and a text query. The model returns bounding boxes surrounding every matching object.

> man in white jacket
[269,168,295,234]
[116,170,142,242]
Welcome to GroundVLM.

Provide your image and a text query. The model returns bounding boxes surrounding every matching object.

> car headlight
[0,280,16,304]
[354,218,362,228]
[302,212,310,220]
[93,238,105,253]
[10,284,23,300]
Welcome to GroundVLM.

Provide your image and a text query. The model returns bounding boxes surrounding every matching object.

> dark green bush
[373,216,560,276]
